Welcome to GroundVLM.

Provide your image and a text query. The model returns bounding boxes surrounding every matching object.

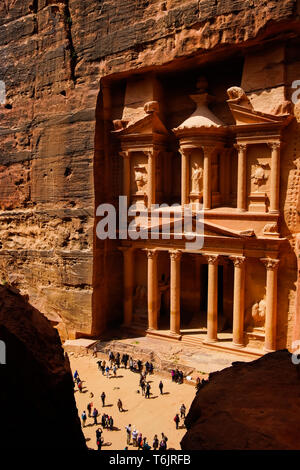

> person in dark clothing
[93,408,98,425]
[159,380,163,395]
[145,383,151,399]
[174,413,180,429]
[101,392,106,407]
[97,360,102,371]
[97,436,104,451]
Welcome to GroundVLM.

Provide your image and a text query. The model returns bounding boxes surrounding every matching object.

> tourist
[113,364,117,377]
[145,382,151,399]
[137,432,143,450]
[116,352,120,368]
[129,357,133,371]
[78,380,83,393]
[149,362,154,374]
[96,428,102,441]
[180,403,186,419]
[161,432,168,447]
[171,369,175,382]
[145,361,150,373]
[97,360,102,371]
[93,407,98,425]
[101,413,106,428]
[178,370,184,384]
[101,391,106,407]
[153,434,159,450]
[125,424,132,445]
[105,365,110,378]
[159,380,163,395]
[81,410,87,427]
[174,413,180,429]
[101,360,106,375]
[142,437,151,450]
[141,380,146,396]
[73,370,79,381]
[87,402,93,417]
[109,416,114,430]
[137,359,142,372]
[117,398,123,412]
[97,436,104,451]
[92,345,97,357]
[132,427,138,447]
[159,438,167,450]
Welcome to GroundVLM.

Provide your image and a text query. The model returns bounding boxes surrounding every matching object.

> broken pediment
[227,86,293,127]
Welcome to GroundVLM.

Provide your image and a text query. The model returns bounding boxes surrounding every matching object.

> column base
[237,208,246,212]
[232,342,245,348]
[268,210,279,215]
[169,331,182,340]
[263,347,276,353]
[205,337,218,344]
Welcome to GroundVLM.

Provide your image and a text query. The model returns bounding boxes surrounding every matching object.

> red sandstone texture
[0,1,300,340]
[181,349,300,450]
[0,284,86,449]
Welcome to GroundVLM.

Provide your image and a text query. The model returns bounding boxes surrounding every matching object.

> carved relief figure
[191,162,203,195]
[251,298,266,327]
[134,165,148,193]
[133,285,147,313]
[251,163,269,191]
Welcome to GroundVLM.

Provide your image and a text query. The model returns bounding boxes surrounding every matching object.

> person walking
[174,413,180,429]
[97,360,102,371]
[113,365,117,377]
[109,416,114,430]
[105,366,110,378]
[117,398,123,412]
[125,424,132,445]
[81,411,87,427]
[101,392,106,407]
[87,402,93,417]
[96,428,102,441]
[180,404,186,419]
[145,382,151,399]
[132,427,138,447]
[101,360,106,375]
[93,408,98,425]
[137,432,143,450]
[97,436,104,451]
[153,434,159,450]
[159,380,163,395]
[78,380,83,393]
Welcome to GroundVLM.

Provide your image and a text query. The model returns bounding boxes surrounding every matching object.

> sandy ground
[70,355,196,451]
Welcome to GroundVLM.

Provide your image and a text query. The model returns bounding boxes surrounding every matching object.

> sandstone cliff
[181,350,300,450]
[0,284,87,450]
[0,0,300,339]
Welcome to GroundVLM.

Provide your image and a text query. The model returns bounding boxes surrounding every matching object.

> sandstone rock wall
[0,0,300,339]
[0,284,86,449]
[181,350,300,450]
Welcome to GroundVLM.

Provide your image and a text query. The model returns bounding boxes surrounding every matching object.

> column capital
[143,150,153,158]
[268,141,281,151]
[261,258,280,271]
[145,248,158,259]
[205,254,219,265]
[179,147,193,157]
[169,250,182,261]
[234,143,247,152]
[230,255,246,267]
[119,150,130,159]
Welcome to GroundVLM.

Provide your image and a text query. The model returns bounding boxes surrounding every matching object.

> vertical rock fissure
[63,0,77,85]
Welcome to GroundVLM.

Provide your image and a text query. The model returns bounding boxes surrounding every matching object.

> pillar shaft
[170,250,182,336]
[230,256,246,347]
[203,147,212,210]
[236,144,247,211]
[120,152,131,205]
[206,255,219,342]
[269,142,281,214]
[147,250,158,330]
[147,150,156,208]
[123,248,134,326]
[180,149,189,206]
[262,258,280,352]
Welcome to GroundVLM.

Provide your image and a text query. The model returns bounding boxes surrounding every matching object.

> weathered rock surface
[181,350,300,450]
[0,284,87,450]
[0,1,300,339]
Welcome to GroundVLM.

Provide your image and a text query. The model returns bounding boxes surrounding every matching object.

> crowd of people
[73,348,194,451]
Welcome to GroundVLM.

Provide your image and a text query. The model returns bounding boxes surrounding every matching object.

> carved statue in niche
[134,165,148,193]
[191,162,203,195]
[133,285,147,313]
[251,163,269,192]
[251,298,266,328]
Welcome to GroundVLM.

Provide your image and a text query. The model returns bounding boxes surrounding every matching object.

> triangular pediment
[228,102,291,126]
[112,112,169,137]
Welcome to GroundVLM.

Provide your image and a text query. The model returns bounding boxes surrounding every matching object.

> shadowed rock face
[0,285,87,450]
[181,350,300,450]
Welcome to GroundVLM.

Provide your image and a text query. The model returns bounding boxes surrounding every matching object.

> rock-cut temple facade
[0,0,299,357]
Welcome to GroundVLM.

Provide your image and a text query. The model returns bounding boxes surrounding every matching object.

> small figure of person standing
[101,391,106,407]
[180,403,186,419]
[117,398,123,412]
[81,411,87,427]
[174,413,180,429]
[159,380,163,395]
[125,424,132,445]
[93,407,98,425]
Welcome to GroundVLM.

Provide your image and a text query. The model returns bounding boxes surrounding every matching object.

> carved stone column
[179,148,190,206]
[230,256,246,347]
[206,254,219,342]
[146,150,156,209]
[122,247,134,326]
[235,143,247,211]
[203,146,212,210]
[146,249,158,331]
[268,142,281,214]
[170,250,182,336]
[120,151,131,206]
[261,258,280,352]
